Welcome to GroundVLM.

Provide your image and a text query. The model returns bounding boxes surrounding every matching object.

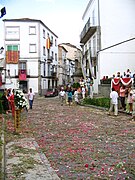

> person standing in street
[8,89,15,117]
[81,86,86,99]
[74,88,79,105]
[119,85,126,110]
[59,87,66,106]
[28,88,35,109]
[90,77,94,99]
[108,88,118,116]
[67,88,73,106]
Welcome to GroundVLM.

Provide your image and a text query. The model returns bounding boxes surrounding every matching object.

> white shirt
[82,87,86,94]
[28,92,35,100]
[110,91,118,104]
[59,90,65,97]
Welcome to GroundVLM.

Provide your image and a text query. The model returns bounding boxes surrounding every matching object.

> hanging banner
[6,45,19,64]
[46,38,50,49]
[19,70,27,80]
[112,78,132,92]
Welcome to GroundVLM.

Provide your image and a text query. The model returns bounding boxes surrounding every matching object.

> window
[85,44,87,52]
[19,62,26,70]
[52,80,54,88]
[29,26,36,35]
[92,9,95,25]
[89,40,92,54]
[55,39,57,46]
[48,64,51,76]
[50,35,53,45]
[44,63,46,77]
[94,66,96,78]
[51,51,54,59]
[43,29,45,39]
[48,79,50,89]
[47,33,49,38]
[29,44,36,53]
[55,53,57,61]
[43,46,46,55]
[93,36,96,56]
[5,26,20,40]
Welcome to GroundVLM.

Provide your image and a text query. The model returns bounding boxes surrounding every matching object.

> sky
[0,0,89,47]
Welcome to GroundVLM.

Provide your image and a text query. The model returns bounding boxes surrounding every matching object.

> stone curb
[6,138,60,180]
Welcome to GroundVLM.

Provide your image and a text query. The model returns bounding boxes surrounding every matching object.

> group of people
[108,85,135,120]
[79,77,94,99]
[1,88,15,116]
[1,87,35,116]
[114,68,134,78]
[58,77,94,106]
[59,87,79,106]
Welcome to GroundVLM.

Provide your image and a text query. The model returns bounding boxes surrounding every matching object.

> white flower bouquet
[14,89,29,110]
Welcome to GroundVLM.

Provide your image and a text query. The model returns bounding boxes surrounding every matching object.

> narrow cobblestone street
[5,96,135,179]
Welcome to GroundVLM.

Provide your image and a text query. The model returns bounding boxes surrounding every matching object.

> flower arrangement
[14,89,29,110]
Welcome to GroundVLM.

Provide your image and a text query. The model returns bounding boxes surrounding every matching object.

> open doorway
[19,81,28,93]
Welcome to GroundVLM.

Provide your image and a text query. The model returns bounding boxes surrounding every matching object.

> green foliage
[82,97,110,108]
[72,82,80,89]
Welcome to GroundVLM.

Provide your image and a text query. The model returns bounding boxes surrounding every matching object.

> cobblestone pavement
[5,96,135,179]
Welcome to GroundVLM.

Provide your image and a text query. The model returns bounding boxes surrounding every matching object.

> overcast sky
[0,0,89,47]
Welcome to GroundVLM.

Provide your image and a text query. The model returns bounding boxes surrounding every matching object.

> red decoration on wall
[6,51,20,64]
[112,78,132,93]
[19,70,26,80]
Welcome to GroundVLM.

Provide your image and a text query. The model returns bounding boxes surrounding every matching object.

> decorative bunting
[6,45,19,64]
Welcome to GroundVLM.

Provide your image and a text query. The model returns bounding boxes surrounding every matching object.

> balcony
[80,18,97,44]
[47,56,53,63]
[15,69,31,79]
[45,71,57,79]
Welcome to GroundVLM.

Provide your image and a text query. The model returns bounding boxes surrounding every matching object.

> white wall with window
[3,18,58,94]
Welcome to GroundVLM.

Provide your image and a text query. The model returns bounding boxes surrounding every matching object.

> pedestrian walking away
[28,88,35,109]
[108,88,118,116]
[67,88,73,106]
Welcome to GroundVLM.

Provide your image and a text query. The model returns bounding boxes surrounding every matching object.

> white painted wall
[98,39,135,80]
[82,0,135,94]
[100,0,135,48]
[98,0,135,79]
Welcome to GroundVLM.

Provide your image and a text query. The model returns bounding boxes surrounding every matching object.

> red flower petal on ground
[90,167,95,170]
[85,164,89,168]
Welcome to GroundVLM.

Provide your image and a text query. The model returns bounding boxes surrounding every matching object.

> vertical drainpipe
[38,22,41,95]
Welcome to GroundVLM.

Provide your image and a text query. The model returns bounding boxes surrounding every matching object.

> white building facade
[3,18,58,95]
[58,45,68,86]
[80,0,135,93]
[59,43,82,85]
